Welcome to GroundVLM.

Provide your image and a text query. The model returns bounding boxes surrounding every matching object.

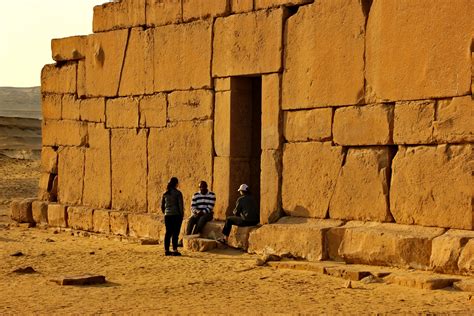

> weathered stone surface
[262,74,282,150]
[154,20,212,91]
[200,221,225,240]
[41,147,58,174]
[148,121,213,214]
[42,94,62,120]
[52,275,106,286]
[183,0,229,21]
[458,239,474,275]
[77,60,86,98]
[453,279,474,292]
[93,0,146,32]
[282,0,365,108]
[339,223,445,269]
[41,63,76,94]
[129,214,164,240]
[393,100,435,144]
[214,78,231,91]
[430,230,474,274]
[255,0,312,9]
[139,94,167,127]
[434,96,474,143]
[284,108,332,142]
[32,201,48,225]
[42,120,87,147]
[385,273,459,290]
[83,124,111,209]
[260,150,282,224]
[168,90,213,121]
[329,147,392,222]
[106,97,139,128]
[80,98,106,123]
[228,226,258,250]
[93,209,110,234]
[67,206,94,231]
[213,9,285,77]
[61,94,80,120]
[184,236,217,252]
[38,173,57,202]
[58,147,85,205]
[51,35,87,61]
[324,266,371,281]
[212,157,250,220]
[85,29,128,97]
[109,211,128,236]
[48,204,68,228]
[333,104,393,145]
[111,129,147,212]
[146,0,182,26]
[248,217,343,261]
[282,142,343,218]
[10,199,35,223]
[391,145,473,230]
[119,28,154,96]
[230,0,253,13]
[366,0,474,101]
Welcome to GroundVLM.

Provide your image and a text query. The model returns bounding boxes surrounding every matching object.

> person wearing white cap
[219,183,259,243]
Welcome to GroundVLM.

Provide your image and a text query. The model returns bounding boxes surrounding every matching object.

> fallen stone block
[385,273,460,290]
[430,229,474,274]
[51,35,87,61]
[109,211,128,236]
[93,209,110,234]
[10,199,35,224]
[93,0,145,32]
[453,279,474,292]
[248,217,343,261]
[458,239,474,275]
[12,267,37,274]
[324,266,372,281]
[32,201,48,225]
[266,261,342,275]
[47,204,68,228]
[67,207,94,231]
[184,236,218,252]
[228,226,258,251]
[141,239,160,245]
[51,275,106,286]
[200,221,225,240]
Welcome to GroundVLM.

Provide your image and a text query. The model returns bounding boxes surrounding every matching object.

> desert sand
[0,156,473,314]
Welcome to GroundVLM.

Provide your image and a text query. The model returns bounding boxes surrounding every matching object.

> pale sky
[0,0,107,87]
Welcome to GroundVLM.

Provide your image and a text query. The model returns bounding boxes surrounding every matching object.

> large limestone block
[458,240,474,275]
[48,204,68,228]
[32,201,48,225]
[168,90,213,121]
[430,230,474,274]
[67,206,94,231]
[284,108,332,142]
[146,0,182,26]
[93,0,146,32]
[183,0,229,21]
[255,0,312,9]
[213,9,286,77]
[248,216,344,261]
[51,36,87,61]
[154,20,212,91]
[41,63,76,94]
[434,96,474,143]
[385,273,459,290]
[106,97,139,128]
[260,150,282,224]
[228,226,257,251]
[110,211,128,236]
[212,157,251,220]
[61,94,80,120]
[333,104,393,145]
[339,223,445,269]
[184,236,218,252]
[111,129,147,212]
[119,28,154,96]
[282,142,343,218]
[262,74,282,150]
[80,98,106,123]
[41,147,58,174]
[58,147,85,205]
[148,121,213,214]
[200,220,225,240]
[282,0,365,109]
[10,199,35,223]
[139,94,167,127]
[41,94,62,120]
[329,147,392,222]
[366,0,474,101]
[231,0,253,13]
[83,124,111,209]
[390,145,473,229]
[393,100,435,144]
[93,209,110,234]
[42,120,87,147]
[84,29,128,97]
[129,214,164,240]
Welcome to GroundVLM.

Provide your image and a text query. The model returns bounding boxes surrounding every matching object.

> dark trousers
[222,216,258,237]
[164,215,183,252]
[186,212,213,235]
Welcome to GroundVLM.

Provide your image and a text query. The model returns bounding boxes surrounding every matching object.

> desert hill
[0,86,41,119]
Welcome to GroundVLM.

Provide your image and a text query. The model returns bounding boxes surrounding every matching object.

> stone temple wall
[36,0,473,273]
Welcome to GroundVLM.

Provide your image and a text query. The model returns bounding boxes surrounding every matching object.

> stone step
[385,272,460,290]
[200,220,258,250]
[183,235,221,252]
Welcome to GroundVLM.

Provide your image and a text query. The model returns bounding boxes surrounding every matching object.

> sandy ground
[0,156,473,314]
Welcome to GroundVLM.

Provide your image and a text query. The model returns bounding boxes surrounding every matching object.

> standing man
[186,181,216,235]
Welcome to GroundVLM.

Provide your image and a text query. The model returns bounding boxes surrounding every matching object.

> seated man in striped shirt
[186,181,216,235]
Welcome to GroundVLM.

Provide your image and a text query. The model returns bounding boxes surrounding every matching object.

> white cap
[237,184,249,192]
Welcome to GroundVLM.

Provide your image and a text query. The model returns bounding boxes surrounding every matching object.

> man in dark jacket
[220,184,259,243]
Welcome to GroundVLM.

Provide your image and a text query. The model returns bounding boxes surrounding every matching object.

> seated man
[220,184,259,243]
[186,181,216,235]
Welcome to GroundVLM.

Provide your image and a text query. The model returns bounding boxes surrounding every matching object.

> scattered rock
[89,251,95,255]
[183,236,217,252]
[344,280,353,289]
[53,230,59,234]
[141,239,159,245]
[360,275,383,284]
[13,266,37,274]
[45,238,55,243]
[255,258,266,266]
[10,251,24,257]
[51,275,106,286]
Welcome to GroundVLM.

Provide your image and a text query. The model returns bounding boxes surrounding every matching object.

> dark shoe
[172,251,182,256]
[217,238,227,245]
[165,251,173,256]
